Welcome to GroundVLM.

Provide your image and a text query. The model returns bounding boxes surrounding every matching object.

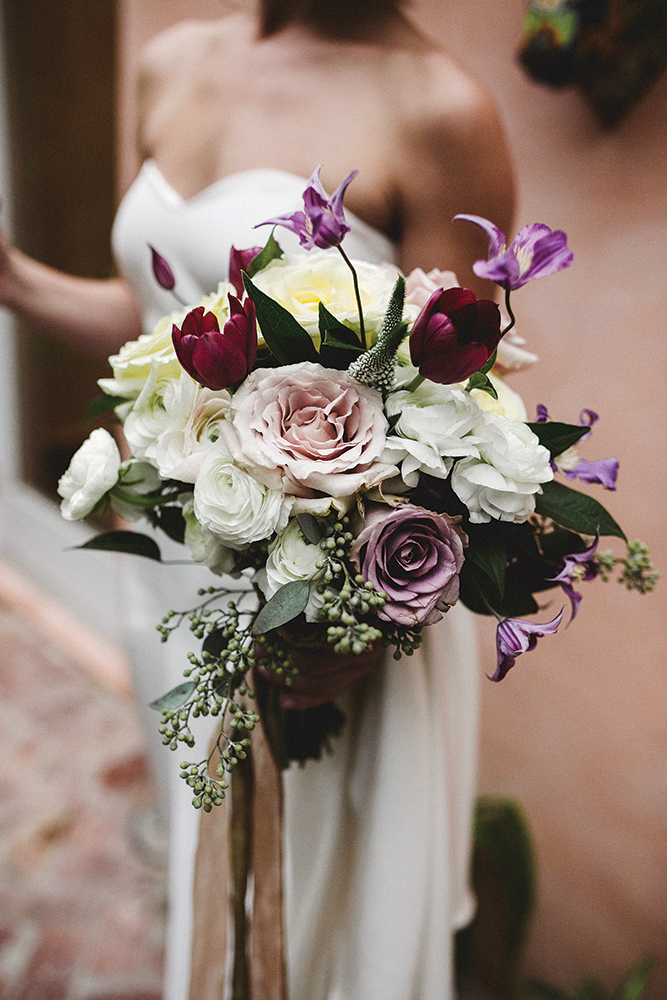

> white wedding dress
[112,162,480,1000]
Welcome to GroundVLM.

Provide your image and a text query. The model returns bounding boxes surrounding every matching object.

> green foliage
[526,421,590,458]
[85,393,126,421]
[243,273,320,365]
[245,229,283,277]
[75,529,162,561]
[536,480,626,539]
[252,579,311,635]
[522,956,656,1000]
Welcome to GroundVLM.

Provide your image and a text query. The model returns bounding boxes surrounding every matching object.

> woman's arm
[394,59,516,296]
[0,238,143,358]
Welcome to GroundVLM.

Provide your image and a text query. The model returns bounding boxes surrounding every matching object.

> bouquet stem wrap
[190,707,287,1000]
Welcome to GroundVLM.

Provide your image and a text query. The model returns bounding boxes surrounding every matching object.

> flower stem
[337,244,366,349]
[109,486,182,507]
[403,374,425,394]
[501,288,516,336]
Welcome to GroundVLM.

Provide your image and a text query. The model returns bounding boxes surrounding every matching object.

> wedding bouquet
[58,167,656,810]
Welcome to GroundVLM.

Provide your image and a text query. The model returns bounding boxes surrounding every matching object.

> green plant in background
[523,955,656,1000]
[455,797,536,999]
[456,798,657,1000]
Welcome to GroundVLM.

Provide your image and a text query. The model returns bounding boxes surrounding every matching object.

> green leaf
[75,530,162,561]
[466,535,507,600]
[615,957,656,1000]
[149,680,196,712]
[526,421,589,458]
[466,370,498,399]
[252,578,311,635]
[243,273,320,365]
[536,480,626,539]
[85,394,126,421]
[480,349,497,375]
[318,302,362,348]
[297,513,326,545]
[523,981,573,1000]
[246,229,284,277]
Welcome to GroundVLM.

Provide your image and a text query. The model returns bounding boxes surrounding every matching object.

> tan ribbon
[189,714,286,1000]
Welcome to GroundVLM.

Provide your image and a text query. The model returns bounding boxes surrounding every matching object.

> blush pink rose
[351,503,467,626]
[228,361,396,497]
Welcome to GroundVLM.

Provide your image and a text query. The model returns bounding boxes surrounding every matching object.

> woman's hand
[257,641,385,711]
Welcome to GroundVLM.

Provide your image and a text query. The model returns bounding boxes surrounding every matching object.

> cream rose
[181,495,236,574]
[251,250,417,345]
[58,428,121,520]
[155,385,232,483]
[468,372,528,421]
[193,448,292,549]
[226,361,396,498]
[98,312,185,400]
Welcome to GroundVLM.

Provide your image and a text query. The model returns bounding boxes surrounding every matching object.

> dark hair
[260,0,408,39]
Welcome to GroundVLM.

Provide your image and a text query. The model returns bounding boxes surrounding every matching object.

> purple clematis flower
[493,609,564,681]
[563,457,618,490]
[256,164,359,250]
[550,536,599,621]
[454,215,574,290]
[228,245,262,298]
[409,286,502,384]
[149,245,176,291]
[172,296,257,391]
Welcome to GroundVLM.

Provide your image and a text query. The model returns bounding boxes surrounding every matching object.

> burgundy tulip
[409,286,501,384]
[172,296,257,391]
[229,245,262,298]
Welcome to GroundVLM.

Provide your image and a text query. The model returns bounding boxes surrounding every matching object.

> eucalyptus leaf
[246,229,284,277]
[149,680,196,712]
[85,394,126,421]
[527,421,589,458]
[75,530,163,561]
[252,578,311,635]
[243,273,319,364]
[536,480,626,539]
[297,513,326,544]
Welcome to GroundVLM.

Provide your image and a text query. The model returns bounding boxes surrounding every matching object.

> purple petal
[512,226,574,286]
[492,609,564,681]
[454,214,506,257]
[535,404,550,423]
[563,457,619,490]
[149,245,176,291]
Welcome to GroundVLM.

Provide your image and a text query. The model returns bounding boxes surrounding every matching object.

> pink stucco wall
[117,1,667,994]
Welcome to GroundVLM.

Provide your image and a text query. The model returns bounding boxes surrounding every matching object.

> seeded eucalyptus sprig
[596,539,659,593]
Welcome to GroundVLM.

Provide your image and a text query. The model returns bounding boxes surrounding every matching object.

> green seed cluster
[598,539,659,593]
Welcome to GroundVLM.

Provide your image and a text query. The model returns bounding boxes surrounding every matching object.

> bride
[0,1,515,997]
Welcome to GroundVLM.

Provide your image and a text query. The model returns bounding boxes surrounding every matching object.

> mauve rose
[350,504,467,626]
[228,361,396,497]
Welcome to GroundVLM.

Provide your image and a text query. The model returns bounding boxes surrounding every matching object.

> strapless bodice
[112,161,397,332]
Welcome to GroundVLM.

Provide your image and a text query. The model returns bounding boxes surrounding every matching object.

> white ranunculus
[123,365,197,466]
[251,250,419,346]
[194,448,293,550]
[258,518,325,622]
[382,378,482,487]
[181,495,236,575]
[451,413,553,523]
[109,459,162,522]
[58,428,121,520]
[155,384,232,483]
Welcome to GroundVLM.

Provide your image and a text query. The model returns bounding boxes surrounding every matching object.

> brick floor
[0,577,166,1000]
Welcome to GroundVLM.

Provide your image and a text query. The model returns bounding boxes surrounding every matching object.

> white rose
[181,495,236,575]
[98,311,185,400]
[252,250,418,346]
[258,518,325,622]
[193,447,293,550]
[155,385,232,483]
[451,413,553,523]
[58,428,121,520]
[382,377,481,487]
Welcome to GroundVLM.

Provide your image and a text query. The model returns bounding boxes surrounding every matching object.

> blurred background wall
[4,0,666,995]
